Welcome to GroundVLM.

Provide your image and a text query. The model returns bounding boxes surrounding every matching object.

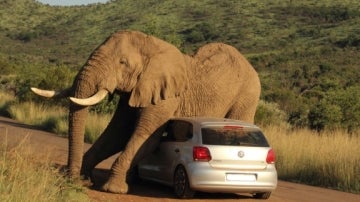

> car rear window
[201,126,269,147]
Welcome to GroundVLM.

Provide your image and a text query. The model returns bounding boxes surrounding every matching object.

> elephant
[31,30,261,194]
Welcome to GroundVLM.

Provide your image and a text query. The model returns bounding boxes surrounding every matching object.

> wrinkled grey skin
[33,30,261,194]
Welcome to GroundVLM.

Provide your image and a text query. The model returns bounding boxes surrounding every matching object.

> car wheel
[253,192,271,199]
[173,166,195,199]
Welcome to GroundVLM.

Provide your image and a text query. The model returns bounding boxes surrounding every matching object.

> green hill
[1,0,359,131]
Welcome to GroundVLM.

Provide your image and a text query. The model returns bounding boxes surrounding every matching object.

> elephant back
[191,43,256,79]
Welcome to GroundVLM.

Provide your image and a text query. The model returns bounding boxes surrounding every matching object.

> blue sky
[36,0,109,6]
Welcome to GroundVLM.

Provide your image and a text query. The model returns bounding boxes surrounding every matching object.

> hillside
[1,0,360,131]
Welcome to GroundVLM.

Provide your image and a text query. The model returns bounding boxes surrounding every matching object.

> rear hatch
[201,125,270,170]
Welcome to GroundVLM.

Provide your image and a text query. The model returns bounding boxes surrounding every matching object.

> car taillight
[266,149,276,164]
[193,146,212,161]
[223,125,243,129]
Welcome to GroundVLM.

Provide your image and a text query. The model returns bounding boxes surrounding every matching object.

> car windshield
[201,126,269,147]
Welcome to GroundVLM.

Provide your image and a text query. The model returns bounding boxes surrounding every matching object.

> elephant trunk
[68,104,88,177]
[67,69,98,177]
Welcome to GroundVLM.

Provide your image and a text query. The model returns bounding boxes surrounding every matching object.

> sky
[36,0,110,6]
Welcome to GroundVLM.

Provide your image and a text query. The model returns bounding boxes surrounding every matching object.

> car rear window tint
[161,120,193,142]
[201,127,269,147]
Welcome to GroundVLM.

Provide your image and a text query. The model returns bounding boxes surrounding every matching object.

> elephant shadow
[89,167,172,197]
[86,123,252,200]
[89,167,251,199]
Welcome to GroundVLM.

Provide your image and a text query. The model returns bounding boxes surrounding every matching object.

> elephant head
[32,30,188,177]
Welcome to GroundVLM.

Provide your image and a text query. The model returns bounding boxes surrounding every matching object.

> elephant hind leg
[225,98,258,123]
[81,100,138,178]
[81,130,132,177]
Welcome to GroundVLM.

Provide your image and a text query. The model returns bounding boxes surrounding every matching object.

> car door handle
[174,148,180,153]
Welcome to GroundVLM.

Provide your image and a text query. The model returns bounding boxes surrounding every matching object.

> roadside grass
[0,91,111,143]
[1,91,359,193]
[263,125,360,193]
[84,113,111,143]
[0,134,90,202]
[7,101,69,136]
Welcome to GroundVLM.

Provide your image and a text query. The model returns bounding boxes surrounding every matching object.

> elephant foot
[80,168,92,181]
[101,177,128,194]
[81,178,93,187]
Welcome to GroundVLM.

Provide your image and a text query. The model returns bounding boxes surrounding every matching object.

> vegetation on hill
[0,0,360,132]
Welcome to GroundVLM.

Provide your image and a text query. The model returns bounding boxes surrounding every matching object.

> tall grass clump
[0,135,90,202]
[0,92,15,117]
[6,101,69,136]
[263,125,360,193]
[6,101,112,143]
[0,91,111,143]
[85,112,112,143]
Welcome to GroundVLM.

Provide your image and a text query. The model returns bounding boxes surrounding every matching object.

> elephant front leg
[101,131,148,194]
[82,100,137,186]
[101,99,178,194]
[80,130,132,181]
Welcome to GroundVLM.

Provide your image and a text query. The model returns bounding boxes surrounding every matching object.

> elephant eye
[119,58,128,66]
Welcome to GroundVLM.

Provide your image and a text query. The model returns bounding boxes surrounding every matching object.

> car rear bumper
[187,163,277,193]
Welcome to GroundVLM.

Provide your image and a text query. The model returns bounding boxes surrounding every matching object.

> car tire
[173,165,195,199]
[253,192,271,199]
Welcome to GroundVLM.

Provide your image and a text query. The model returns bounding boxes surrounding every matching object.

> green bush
[308,100,343,131]
[183,23,219,43]
[327,87,360,132]
[255,100,288,127]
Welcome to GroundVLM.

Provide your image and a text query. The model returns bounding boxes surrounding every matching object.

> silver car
[137,117,277,199]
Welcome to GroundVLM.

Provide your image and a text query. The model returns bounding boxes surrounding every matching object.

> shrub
[335,33,360,48]
[327,87,360,133]
[255,100,288,127]
[183,22,219,43]
[308,100,343,131]
[0,92,15,117]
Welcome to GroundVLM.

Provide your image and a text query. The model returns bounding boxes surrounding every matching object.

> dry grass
[0,91,111,142]
[7,102,68,133]
[85,112,111,143]
[6,101,112,142]
[0,133,89,202]
[263,125,360,193]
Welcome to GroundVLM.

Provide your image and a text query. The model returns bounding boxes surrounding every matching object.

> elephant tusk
[69,89,108,106]
[31,87,66,98]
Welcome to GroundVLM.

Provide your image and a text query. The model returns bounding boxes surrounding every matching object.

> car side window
[161,120,193,142]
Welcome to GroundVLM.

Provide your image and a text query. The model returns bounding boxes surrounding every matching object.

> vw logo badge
[238,151,245,158]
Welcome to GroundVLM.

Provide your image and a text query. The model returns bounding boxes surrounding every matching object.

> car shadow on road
[89,168,252,200]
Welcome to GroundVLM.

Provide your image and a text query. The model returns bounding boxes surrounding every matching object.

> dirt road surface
[0,116,359,202]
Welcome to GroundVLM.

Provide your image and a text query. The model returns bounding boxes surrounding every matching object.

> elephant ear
[129,38,188,107]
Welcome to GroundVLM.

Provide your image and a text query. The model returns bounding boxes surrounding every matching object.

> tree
[327,87,360,133]
[308,100,342,132]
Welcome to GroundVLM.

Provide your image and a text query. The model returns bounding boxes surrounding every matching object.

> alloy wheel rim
[174,168,186,195]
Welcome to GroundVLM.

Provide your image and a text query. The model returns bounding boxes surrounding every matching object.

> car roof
[170,117,260,129]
